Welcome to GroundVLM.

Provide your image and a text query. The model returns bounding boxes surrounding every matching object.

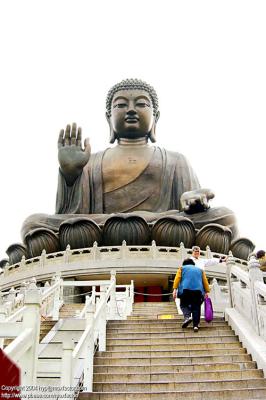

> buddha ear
[149,111,160,143]
[106,112,117,144]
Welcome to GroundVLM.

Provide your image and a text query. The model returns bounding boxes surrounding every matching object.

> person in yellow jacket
[173,258,210,332]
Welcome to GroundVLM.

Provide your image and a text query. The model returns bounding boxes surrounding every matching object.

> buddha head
[106,79,160,143]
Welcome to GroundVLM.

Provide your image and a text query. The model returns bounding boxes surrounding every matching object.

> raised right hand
[58,123,91,184]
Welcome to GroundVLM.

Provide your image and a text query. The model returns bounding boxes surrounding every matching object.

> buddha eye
[136,101,150,108]
[114,102,127,109]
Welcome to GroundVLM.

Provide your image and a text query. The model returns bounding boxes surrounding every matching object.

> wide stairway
[79,301,266,399]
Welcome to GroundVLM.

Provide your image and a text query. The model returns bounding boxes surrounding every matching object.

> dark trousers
[180,289,203,327]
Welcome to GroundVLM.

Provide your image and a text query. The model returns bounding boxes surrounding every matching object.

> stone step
[59,304,84,318]
[106,335,239,346]
[94,353,252,365]
[131,310,178,313]
[96,347,247,358]
[92,378,266,392]
[78,387,266,399]
[93,369,263,383]
[132,305,177,309]
[94,361,257,373]
[133,304,177,306]
[106,341,241,352]
[106,330,234,339]
[130,308,178,312]
[128,315,178,320]
[107,318,225,326]
[131,309,176,312]
[106,325,231,333]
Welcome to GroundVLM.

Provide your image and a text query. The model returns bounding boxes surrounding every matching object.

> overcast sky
[0,1,265,261]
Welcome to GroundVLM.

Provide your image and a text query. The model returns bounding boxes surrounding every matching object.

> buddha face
[109,89,158,140]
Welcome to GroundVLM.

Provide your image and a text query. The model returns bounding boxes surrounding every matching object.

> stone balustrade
[225,256,266,375]
[0,242,248,291]
[0,270,134,391]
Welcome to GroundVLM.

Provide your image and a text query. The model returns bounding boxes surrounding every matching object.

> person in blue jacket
[173,258,210,332]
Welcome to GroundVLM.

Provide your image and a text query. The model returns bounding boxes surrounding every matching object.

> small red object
[0,349,21,399]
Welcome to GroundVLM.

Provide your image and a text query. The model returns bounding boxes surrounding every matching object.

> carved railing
[61,274,116,393]
[0,274,63,328]
[226,255,266,338]
[0,270,134,391]
[0,241,248,290]
[0,280,41,385]
[225,255,266,374]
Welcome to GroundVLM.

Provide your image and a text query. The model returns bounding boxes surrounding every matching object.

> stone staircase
[59,303,84,318]
[79,301,266,399]
[40,319,57,342]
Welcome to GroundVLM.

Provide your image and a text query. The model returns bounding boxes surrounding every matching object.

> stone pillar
[20,279,41,385]
[248,256,263,335]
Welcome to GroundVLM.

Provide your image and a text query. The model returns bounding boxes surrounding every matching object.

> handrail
[41,280,60,301]
[5,305,27,322]
[72,322,93,360]
[5,327,33,361]
[94,281,115,321]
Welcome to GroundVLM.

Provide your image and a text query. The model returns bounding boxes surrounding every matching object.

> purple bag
[204,297,213,322]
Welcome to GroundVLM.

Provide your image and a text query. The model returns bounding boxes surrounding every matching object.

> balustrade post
[125,286,130,317]
[98,301,107,351]
[109,270,117,320]
[151,240,158,259]
[205,245,212,259]
[8,287,16,309]
[91,286,96,305]
[39,249,46,268]
[20,279,41,385]
[0,292,7,348]
[64,244,71,264]
[19,282,27,300]
[248,256,263,335]
[91,241,100,260]
[84,300,95,391]
[52,273,62,321]
[20,255,26,268]
[226,252,235,308]
[178,243,187,264]
[121,240,129,259]
[130,280,134,314]
[61,338,74,386]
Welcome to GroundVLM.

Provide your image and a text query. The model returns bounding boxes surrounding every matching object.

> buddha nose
[127,100,137,114]
[127,108,137,115]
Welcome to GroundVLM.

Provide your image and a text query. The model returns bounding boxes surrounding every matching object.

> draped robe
[21,146,237,238]
[56,147,200,215]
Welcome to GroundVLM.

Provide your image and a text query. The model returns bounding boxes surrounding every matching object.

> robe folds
[56,147,200,215]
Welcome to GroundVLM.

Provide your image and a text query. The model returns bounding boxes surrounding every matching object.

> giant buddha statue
[8,79,254,262]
